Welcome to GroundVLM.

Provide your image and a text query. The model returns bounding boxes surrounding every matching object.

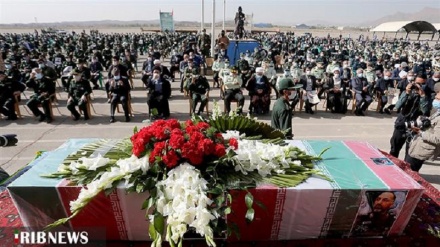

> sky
[0,0,439,25]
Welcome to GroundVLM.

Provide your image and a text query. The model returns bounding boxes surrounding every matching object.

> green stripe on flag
[307,141,388,189]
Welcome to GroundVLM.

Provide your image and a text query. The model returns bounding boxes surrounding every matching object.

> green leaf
[136,183,145,193]
[245,208,255,223]
[144,177,156,190]
[133,126,138,134]
[227,193,232,204]
[154,212,165,234]
[149,222,158,241]
[245,192,253,209]
[224,207,231,215]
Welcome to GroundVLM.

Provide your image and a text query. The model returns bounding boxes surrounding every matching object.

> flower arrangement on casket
[44,107,329,247]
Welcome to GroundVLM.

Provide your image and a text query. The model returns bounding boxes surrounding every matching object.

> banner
[159,11,174,32]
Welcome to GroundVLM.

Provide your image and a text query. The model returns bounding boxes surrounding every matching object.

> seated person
[325,68,347,113]
[146,66,172,119]
[26,68,56,123]
[246,67,271,114]
[0,71,25,120]
[67,69,92,120]
[375,70,394,114]
[351,68,373,116]
[299,66,319,114]
[223,66,244,114]
[108,68,131,123]
[89,56,104,89]
[188,70,210,115]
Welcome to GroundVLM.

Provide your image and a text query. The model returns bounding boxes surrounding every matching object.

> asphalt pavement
[0,55,438,190]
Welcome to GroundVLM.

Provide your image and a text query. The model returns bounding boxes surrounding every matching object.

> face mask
[357,73,363,78]
[112,61,118,66]
[38,64,45,69]
[36,73,43,80]
[433,99,440,110]
[407,76,414,81]
[434,78,440,82]
[343,64,348,68]
[334,74,340,79]
[384,76,390,80]
[306,71,311,75]
[114,75,120,80]
[332,61,336,65]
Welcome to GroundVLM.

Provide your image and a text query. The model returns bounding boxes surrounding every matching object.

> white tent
[370,21,437,40]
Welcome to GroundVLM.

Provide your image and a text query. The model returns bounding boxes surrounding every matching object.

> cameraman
[389,74,431,158]
[405,88,440,172]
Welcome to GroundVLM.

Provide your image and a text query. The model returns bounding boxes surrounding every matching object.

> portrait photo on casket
[352,190,407,237]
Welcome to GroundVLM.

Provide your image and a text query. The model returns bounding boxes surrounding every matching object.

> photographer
[405,87,440,172]
[389,74,431,158]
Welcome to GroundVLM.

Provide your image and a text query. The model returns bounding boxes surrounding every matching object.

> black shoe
[7,115,18,120]
[73,114,80,121]
[125,116,131,122]
[309,109,315,115]
[384,108,391,115]
[46,117,53,123]
[359,111,365,116]
[84,114,90,120]
[110,117,115,123]
[93,85,100,90]
[379,109,384,114]
[38,114,46,122]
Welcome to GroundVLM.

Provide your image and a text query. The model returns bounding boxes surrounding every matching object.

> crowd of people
[1,28,440,171]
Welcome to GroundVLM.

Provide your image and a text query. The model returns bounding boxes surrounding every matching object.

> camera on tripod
[405,116,431,130]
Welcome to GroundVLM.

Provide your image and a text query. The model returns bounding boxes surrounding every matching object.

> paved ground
[0,55,439,190]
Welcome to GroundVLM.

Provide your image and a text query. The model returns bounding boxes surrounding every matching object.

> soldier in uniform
[89,56,104,89]
[67,69,92,121]
[188,69,210,115]
[223,66,244,114]
[0,71,25,120]
[108,67,131,123]
[26,68,56,123]
[197,29,211,58]
[37,58,58,83]
[272,78,296,139]
[353,191,397,236]
[182,59,197,96]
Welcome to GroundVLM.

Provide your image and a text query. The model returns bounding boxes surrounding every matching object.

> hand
[67,97,73,103]
[406,83,413,92]
[362,86,367,92]
[384,90,388,95]
[81,95,87,102]
[411,127,421,134]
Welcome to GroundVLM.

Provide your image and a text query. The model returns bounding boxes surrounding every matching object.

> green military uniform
[198,32,211,57]
[26,76,56,122]
[67,71,92,120]
[188,73,210,115]
[183,67,198,92]
[271,78,295,139]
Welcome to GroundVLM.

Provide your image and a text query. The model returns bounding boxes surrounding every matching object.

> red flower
[214,144,226,157]
[185,120,194,127]
[132,138,146,157]
[169,132,185,150]
[196,122,210,131]
[229,138,238,150]
[163,150,179,168]
[189,152,203,165]
[165,119,181,129]
[189,131,205,143]
[149,141,167,163]
[199,138,215,155]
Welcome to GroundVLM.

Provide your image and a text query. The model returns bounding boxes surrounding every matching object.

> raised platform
[4,139,438,243]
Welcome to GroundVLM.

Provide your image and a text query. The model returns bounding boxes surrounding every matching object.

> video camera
[405,116,431,131]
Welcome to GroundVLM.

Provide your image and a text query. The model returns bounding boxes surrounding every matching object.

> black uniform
[0,77,25,119]
[26,76,56,122]
[188,75,210,114]
[67,78,92,120]
[146,76,171,118]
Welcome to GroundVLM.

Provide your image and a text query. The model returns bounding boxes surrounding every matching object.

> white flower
[154,163,216,245]
[221,130,244,140]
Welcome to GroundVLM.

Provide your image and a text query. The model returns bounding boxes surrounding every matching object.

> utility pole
[210,0,216,57]
[201,0,205,31]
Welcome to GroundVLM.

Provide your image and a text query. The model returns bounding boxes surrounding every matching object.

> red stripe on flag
[228,185,281,241]
[57,182,126,240]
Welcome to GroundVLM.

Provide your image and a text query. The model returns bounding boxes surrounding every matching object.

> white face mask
[112,61,118,66]
[113,75,120,80]
[434,78,440,82]
[384,76,390,80]
[407,76,414,81]
[306,71,311,75]
[357,73,363,78]
[36,73,43,80]
[334,74,340,79]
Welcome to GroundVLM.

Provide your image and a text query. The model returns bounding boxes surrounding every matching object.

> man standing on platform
[272,78,295,139]
[197,29,211,58]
